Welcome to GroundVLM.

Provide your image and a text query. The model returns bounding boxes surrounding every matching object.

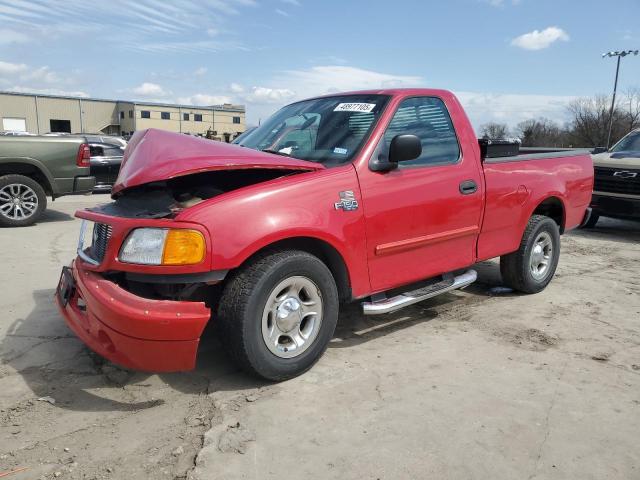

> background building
[0,91,246,141]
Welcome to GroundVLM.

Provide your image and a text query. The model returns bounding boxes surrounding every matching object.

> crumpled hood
[112,129,324,196]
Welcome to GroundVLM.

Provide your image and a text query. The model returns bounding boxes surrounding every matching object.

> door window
[383,97,460,167]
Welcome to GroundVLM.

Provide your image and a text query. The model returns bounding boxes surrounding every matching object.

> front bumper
[591,193,640,220]
[55,259,211,372]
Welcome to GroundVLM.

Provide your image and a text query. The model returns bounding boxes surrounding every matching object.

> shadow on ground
[1,256,510,414]
[568,217,640,244]
[0,289,267,414]
[37,208,75,223]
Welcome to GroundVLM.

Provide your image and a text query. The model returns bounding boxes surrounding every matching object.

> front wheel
[500,215,560,294]
[217,250,339,381]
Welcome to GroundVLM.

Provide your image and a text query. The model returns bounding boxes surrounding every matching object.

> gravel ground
[0,194,639,480]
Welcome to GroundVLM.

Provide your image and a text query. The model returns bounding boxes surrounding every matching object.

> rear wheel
[579,212,599,229]
[500,215,560,294]
[217,250,339,381]
[0,174,47,227]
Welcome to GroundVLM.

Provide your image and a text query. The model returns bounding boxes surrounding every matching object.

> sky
[0,0,639,131]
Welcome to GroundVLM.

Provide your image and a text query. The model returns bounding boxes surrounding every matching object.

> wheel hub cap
[276,297,302,332]
[261,276,323,359]
[0,183,38,220]
[529,232,553,281]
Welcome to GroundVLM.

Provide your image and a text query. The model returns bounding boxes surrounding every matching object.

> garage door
[2,118,27,132]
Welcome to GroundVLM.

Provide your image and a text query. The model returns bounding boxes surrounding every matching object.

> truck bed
[478,150,594,261]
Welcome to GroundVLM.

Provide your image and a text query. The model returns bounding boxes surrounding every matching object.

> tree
[516,118,568,147]
[565,90,640,148]
[480,122,510,140]
[620,87,640,135]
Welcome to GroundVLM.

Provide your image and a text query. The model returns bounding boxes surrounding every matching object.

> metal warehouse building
[0,91,246,142]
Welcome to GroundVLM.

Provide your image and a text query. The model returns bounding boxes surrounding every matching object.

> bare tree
[480,122,510,140]
[621,87,640,134]
[565,92,639,147]
[515,118,568,147]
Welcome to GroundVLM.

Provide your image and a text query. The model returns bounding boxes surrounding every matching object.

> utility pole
[602,50,639,149]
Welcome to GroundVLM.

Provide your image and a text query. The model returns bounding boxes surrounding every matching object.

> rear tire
[500,215,560,294]
[579,212,599,229]
[0,174,47,227]
[217,250,339,381]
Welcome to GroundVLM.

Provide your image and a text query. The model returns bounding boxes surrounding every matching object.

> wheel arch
[236,236,352,302]
[530,195,566,233]
[0,160,55,196]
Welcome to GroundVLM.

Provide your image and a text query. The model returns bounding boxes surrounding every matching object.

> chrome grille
[90,223,112,262]
[594,167,640,196]
[78,220,112,265]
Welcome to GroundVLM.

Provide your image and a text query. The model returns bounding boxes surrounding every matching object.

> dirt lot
[0,194,639,480]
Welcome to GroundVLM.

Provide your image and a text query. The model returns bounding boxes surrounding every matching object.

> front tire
[217,250,339,381]
[500,215,560,294]
[0,174,47,227]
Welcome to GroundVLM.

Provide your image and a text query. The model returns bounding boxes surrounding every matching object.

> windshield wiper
[261,148,291,157]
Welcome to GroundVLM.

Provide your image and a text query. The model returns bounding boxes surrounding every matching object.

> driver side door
[357,96,484,293]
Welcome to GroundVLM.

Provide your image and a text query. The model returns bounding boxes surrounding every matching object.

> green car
[0,135,95,227]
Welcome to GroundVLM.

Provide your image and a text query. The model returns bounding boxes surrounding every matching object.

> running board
[361,270,477,315]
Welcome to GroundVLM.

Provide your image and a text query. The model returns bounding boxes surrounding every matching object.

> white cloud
[128,39,247,54]
[177,94,232,105]
[275,9,290,17]
[132,82,169,97]
[20,66,59,84]
[455,91,576,130]
[229,64,576,129]
[279,65,422,94]
[244,86,296,103]
[281,0,300,5]
[0,60,28,75]
[484,0,521,6]
[234,65,423,123]
[229,82,245,93]
[511,26,569,50]
[0,29,29,45]
[0,60,65,86]
[0,1,257,54]
[194,67,208,76]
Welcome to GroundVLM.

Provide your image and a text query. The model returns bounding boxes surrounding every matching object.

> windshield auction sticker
[333,103,376,113]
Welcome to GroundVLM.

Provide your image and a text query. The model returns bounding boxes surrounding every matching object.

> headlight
[119,228,205,265]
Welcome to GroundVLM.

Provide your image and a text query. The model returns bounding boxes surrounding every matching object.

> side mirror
[389,134,422,164]
[370,134,422,172]
[592,146,608,154]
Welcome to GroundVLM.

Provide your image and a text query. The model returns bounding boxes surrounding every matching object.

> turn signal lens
[162,229,205,265]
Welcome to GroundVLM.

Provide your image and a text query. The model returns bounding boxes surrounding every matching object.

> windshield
[611,130,640,152]
[236,94,390,165]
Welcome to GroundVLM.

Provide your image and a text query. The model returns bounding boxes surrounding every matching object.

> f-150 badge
[334,191,359,211]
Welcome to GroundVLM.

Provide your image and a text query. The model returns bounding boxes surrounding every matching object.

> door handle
[459,180,478,195]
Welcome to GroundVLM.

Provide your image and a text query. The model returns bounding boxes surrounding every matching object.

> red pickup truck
[56,89,593,380]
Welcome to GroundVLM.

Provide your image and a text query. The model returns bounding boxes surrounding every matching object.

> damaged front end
[87,168,308,220]
[58,129,325,371]
[73,128,323,301]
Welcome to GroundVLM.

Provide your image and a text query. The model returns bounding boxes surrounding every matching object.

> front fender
[178,165,372,298]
